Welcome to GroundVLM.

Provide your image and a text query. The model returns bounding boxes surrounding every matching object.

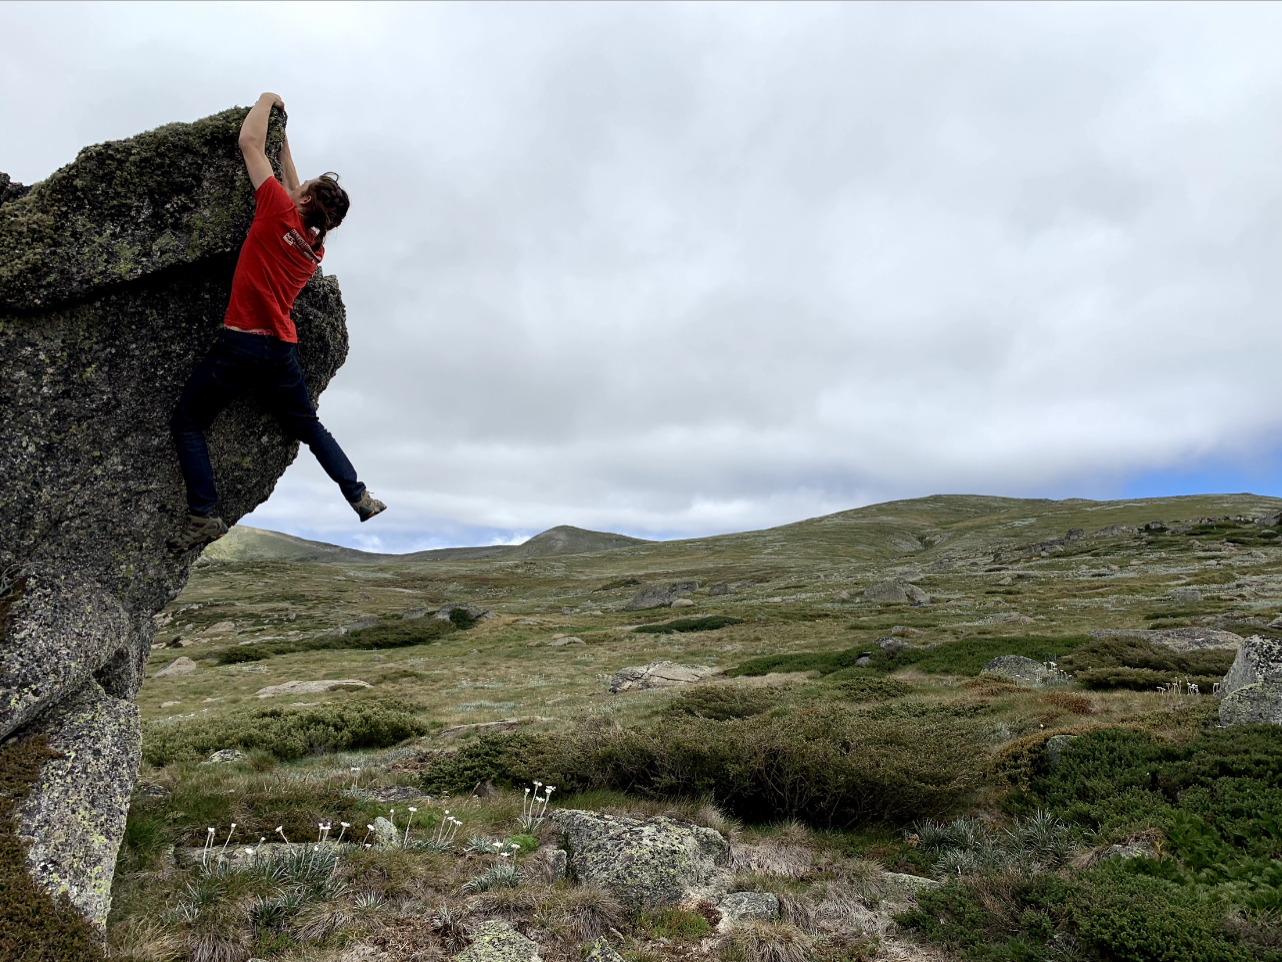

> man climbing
[169,91,385,552]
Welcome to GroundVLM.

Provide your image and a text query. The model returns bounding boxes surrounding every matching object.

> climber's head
[289,172,349,250]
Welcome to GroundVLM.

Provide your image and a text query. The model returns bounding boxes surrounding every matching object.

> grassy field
[109,493,1282,962]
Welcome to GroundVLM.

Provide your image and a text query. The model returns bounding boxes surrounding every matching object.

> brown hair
[302,172,349,250]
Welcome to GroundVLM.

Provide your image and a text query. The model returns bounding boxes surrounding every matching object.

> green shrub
[1060,637,1235,688]
[422,705,985,827]
[728,636,1085,679]
[216,618,454,664]
[143,700,428,765]
[1075,667,1225,692]
[633,615,743,635]
[902,866,1260,962]
[660,686,782,720]
[826,672,914,701]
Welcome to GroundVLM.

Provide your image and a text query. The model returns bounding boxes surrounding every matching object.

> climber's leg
[169,331,257,516]
[265,345,385,521]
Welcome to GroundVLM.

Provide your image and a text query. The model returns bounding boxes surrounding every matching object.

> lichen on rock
[0,106,348,931]
[552,809,730,909]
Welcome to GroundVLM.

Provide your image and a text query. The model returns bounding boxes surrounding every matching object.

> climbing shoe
[350,490,387,523]
[168,513,229,553]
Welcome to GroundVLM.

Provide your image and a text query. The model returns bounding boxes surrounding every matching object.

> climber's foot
[169,513,228,553]
[350,490,387,523]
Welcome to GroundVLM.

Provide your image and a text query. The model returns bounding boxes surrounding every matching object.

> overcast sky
[5,1,1282,550]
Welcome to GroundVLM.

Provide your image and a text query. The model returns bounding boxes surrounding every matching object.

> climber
[168,91,386,552]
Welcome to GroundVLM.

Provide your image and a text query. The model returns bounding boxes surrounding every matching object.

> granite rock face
[863,579,930,604]
[0,107,348,927]
[1219,636,1282,726]
[552,809,730,909]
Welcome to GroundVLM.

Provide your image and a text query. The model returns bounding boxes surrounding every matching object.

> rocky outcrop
[1219,636,1282,726]
[1090,627,1241,652]
[862,579,930,604]
[552,809,730,909]
[625,581,698,611]
[0,107,348,929]
[607,661,717,693]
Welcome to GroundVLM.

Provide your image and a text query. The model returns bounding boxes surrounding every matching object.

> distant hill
[202,494,1282,568]
[201,523,651,564]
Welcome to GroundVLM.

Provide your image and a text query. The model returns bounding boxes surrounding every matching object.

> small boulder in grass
[203,749,248,765]
[584,938,626,962]
[454,921,541,962]
[154,656,197,678]
[880,871,940,902]
[716,891,779,930]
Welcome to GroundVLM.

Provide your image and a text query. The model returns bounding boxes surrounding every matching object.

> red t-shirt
[222,178,323,343]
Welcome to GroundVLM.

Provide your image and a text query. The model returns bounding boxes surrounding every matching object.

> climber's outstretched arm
[238,92,283,190]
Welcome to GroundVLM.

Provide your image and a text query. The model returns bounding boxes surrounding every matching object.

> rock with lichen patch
[1219,636,1282,726]
[0,106,347,931]
[453,920,541,962]
[552,809,730,909]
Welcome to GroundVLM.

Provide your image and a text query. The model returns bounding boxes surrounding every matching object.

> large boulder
[0,107,348,930]
[625,581,698,611]
[862,580,930,604]
[1219,636,1282,726]
[552,809,730,909]
[607,661,717,693]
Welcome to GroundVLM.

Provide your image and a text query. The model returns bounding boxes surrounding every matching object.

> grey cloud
[4,2,1282,546]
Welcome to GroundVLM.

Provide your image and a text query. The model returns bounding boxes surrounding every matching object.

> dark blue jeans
[171,328,365,516]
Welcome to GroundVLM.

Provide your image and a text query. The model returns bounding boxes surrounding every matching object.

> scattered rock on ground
[400,608,429,620]
[551,809,730,908]
[371,817,398,847]
[880,871,941,902]
[154,656,198,678]
[832,590,851,602]
[454,920,541,962]
[434,603,494,623]
[204,749,248,765]
[709,583,733,596]
[1168,588,1203,603]
[1220,636,1282,726]
[608,662,717,693]
[1044,734,1078,769]
[863,580,930,604]
[546,636,586,647]
[980,655,1049,687]
[877,637,913,655]
[255,679,373,698]
[717,891,780,930]
[583,939,626,962]
[670,598,696,609]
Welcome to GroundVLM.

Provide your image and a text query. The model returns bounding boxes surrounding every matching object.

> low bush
[633,615,743,634]
[901,864,1267,962]
[1075,667,1224,692]
[1060,637,1235,691]
[826,672,914,701]
[728,636,1085,679]
[143,700,428,765]
[216,618,455,664]
[422,705,986,827]
[660,686,782,721]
